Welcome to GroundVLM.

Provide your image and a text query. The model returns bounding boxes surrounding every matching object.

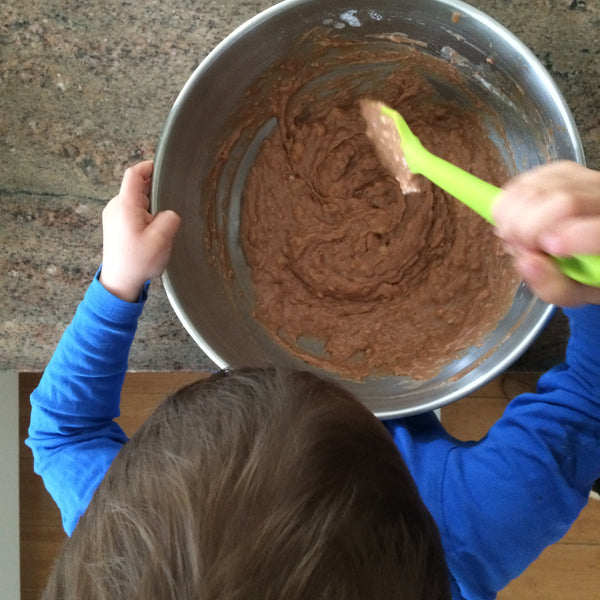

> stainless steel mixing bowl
[152,0,584,418]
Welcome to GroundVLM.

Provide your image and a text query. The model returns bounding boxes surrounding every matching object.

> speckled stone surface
[2,0,599,372]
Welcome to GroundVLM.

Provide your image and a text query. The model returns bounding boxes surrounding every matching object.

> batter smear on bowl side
[236,39,520,380]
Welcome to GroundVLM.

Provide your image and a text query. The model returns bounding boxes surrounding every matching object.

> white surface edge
[0,372,20,599]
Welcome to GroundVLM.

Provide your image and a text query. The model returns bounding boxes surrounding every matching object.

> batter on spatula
[360,98,425,194]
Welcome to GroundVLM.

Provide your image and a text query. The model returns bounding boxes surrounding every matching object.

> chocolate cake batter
[233,36,519,380]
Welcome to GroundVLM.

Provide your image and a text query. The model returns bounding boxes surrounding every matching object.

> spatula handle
[408,140,500,224]
[410,144,600,287]
[554,255,600,287]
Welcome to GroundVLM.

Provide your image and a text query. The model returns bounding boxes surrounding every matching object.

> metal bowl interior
[152,0,583,418]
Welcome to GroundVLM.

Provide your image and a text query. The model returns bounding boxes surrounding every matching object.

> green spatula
[370,102,600,287]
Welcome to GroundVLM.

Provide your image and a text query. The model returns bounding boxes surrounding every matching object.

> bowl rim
[153,0,585,180]
[152,0,584,417]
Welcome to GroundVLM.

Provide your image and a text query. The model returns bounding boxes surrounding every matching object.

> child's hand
[99,161,181,302]
[492,161,600,307]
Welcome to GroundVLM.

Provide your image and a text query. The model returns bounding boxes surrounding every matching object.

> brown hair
[43,368,450,599]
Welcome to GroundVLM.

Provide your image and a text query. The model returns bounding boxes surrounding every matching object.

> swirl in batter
[239,44,519,380]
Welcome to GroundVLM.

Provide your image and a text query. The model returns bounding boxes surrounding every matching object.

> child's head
[43,368,450,599]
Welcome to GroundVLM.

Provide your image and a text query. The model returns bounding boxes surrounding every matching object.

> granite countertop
[2,0,599,372]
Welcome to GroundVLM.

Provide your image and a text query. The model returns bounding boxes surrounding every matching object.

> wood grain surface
[20,371,599,599]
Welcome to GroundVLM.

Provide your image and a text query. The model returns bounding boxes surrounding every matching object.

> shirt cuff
[88,266,150,322]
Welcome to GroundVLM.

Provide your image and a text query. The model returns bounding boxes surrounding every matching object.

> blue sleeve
[26,270,148,536]
[438,305,600,599]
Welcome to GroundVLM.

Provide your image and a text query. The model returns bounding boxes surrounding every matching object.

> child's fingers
[141,210,182,279]
[539,216,600,257]
[494,161,600,233]
[528,161,600,188]
[505,161,600,191]
[515,252,578,306]
[119,161,154,204]
[494,184,600,250]
[515,251,600,307]
[147,210,182,246]
[493,161,600,306]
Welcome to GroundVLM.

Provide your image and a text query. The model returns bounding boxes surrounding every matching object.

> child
[27,160,600,599]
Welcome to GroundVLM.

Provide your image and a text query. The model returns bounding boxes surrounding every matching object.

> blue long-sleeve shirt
[27,272,146,534]
[27,272,600,599]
